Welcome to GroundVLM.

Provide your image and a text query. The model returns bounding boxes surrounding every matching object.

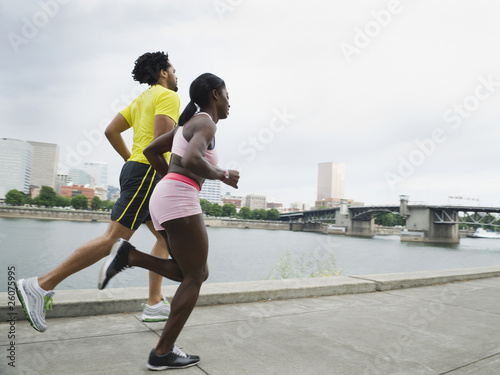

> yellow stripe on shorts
[130,169,157,229]
[116,166,153,225]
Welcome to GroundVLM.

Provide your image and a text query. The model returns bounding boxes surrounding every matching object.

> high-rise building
[317,162,345,201]
[83,162,109,188]
[199,179,221,204]
[245,194,267,210]
[0,138,33,198]
[68,168,94,186]
[28,141,59,189]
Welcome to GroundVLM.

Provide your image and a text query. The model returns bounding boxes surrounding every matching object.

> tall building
[68,168,94,186]
[28,141,59,189]
[0,138,33,198]
[245,194,267,210]
[83,162,109,188]
[199,179,221,204]
[317,162,345,201]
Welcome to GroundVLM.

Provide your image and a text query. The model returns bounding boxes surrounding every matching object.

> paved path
[1,276,499,374]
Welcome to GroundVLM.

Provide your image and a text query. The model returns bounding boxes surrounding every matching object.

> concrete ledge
[351,265,500,291]
[196,277,375,305]
[1,277,375,321]
[3,266,499,321]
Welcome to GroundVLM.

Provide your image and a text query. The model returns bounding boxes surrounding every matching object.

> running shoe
[141,295,171,322]
[147,347,200,370]
[15,277,54,332]
[98,238,134,290]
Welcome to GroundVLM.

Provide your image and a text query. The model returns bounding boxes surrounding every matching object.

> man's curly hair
[132,51,170,85]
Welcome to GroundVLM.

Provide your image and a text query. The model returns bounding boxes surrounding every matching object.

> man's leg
[38,221,135,291]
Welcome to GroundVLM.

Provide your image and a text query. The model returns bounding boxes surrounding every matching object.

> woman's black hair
[178,73,225,126]
[132,51,170,85]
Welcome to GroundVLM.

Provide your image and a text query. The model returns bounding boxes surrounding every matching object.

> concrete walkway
[1,269,500,374]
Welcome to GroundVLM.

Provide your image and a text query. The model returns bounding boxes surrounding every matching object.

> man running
[16,51,180,332]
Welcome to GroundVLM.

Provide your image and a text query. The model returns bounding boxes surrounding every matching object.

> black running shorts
[111,161,161,230]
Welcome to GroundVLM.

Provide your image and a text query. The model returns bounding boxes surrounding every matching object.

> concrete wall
[0,206,110,222]
[204,218,289,231]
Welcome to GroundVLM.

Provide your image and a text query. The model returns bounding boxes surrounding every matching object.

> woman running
[98,73,239,370]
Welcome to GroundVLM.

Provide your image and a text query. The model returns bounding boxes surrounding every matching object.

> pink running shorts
[149,173,202,231]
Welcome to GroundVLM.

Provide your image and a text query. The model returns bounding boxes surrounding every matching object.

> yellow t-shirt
[120,85,180,164]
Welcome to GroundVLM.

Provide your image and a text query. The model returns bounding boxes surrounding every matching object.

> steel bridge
[279,199,500,243]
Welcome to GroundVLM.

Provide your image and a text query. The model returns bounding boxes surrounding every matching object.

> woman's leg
[155,214,208,355]
[126,214,208,354]
[128,231,184,282]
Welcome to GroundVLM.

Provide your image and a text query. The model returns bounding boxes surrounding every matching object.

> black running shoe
[147,347,200,371]
[98,238,133,290]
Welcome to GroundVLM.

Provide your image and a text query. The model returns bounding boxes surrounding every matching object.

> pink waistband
[163,173,200,192]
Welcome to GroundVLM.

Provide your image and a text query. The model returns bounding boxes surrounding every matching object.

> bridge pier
[350,218,375,237]
[402,207,460,244]
[290,222,304,231]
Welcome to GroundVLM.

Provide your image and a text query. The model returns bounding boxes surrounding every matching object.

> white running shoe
[15,277,54,332]
[141,295,171,322]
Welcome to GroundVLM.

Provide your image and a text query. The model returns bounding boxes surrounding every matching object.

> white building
[317,162,345,201]
[245,194,267,210]
[28,141,59,189]
[68,168,94,186]
[83,162,109,189]
[199,179,221,204]
[0,138,33,198]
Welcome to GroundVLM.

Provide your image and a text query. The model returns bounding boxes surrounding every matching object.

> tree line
[4,187,114,211]
[4,188,282,220]
[200,199,281,220]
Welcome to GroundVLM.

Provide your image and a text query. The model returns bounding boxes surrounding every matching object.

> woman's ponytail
[178,101,197,126]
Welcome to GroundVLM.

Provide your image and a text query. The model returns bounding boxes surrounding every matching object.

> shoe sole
[142,317,169,322]
[15,280,44,333]
[98,239,124,290]
[146,360,200,371]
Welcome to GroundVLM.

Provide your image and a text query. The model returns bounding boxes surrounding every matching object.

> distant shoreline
[0,206,406,234]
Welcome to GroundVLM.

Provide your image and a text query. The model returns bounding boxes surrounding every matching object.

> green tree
[91,196,102,211]
[252,209,267,220]
[239,206,251,219]
[72,195,88,210]
[102,200,115,210]
[200,199,212,215]
[266,208,280,221]
[375,213,394,227]
[38,186,58,207]
[55,195,72,207]
[208,203,222,217]
[5,189,26,206]
[222,203,236,217]
[375,212,406,227]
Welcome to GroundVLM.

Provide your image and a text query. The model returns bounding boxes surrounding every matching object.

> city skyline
[2,2,500,208]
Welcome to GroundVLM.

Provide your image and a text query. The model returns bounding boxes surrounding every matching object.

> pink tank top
[171,113,219,166]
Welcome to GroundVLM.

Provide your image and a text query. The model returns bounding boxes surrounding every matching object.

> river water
[1,218,500,292]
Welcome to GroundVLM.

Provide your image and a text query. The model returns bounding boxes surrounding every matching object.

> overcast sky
[1,0,500,208]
